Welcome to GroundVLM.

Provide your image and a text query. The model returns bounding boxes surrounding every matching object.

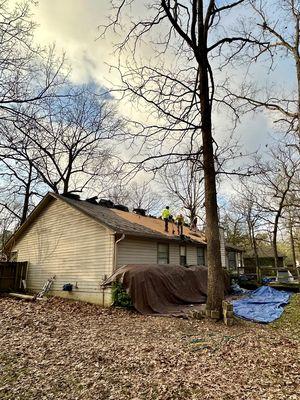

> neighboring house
[225,244,244,274]
[5,193,242,305]
[243,248,285,274]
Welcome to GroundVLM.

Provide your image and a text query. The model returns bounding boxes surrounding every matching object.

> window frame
[179,245,187,266]
[157,243,169,264]
[227,251,237,270]
[197,247,205,266]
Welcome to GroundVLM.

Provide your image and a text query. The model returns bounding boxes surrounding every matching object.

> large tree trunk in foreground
[199,50,224,312]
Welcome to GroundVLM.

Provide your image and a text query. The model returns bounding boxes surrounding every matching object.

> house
[225,243,244,274]
[5,192,243,305]
[243,248,285,274]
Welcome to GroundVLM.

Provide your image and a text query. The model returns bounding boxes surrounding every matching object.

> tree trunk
[249,222,260,283]
[272,214,279,271]
[289,214,296,270]
[295,18,300,143]
[20,164,32,225]
[273,185,291,271]
[199,56,224,312]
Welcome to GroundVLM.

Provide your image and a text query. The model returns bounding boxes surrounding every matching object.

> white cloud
[30,0,290,203]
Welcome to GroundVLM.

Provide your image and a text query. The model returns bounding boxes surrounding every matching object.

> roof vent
[99,199,114,208]
[62,193,80,201]
[86,196,98,204]
[133,208,146,216]
[114,204,129,212]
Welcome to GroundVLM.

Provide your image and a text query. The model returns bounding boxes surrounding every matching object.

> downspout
[101,232,125,307]
[114,233,125,271]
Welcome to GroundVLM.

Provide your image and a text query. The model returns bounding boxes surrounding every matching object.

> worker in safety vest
[161,206,171,232]
[175,213,184,236]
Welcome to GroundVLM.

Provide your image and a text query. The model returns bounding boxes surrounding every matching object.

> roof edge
[5,192,56,251]
[51,193,117,234]
[5,192,117,252]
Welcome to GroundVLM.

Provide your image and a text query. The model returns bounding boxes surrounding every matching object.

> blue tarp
[232,286,291,323]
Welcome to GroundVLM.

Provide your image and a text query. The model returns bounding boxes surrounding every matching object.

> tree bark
[248,220,260,282]
[272,213,280,271]
[198,8,224,311]
[294,14,300,142]
[288,210,296,269]
[20,163,32,225]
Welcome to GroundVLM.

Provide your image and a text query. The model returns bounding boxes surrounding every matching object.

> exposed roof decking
[55,193,207,245]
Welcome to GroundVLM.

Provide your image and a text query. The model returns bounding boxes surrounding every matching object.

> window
[197,247,205,266]
[157,243,169,264]
[227,251,237,270]
[180,245,187,266]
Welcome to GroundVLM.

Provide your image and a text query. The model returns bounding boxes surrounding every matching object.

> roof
[6,192,241,251]
[244,248,285,259]
[225,243,243,252]
[59,193,208,244]
[6,193,207,249]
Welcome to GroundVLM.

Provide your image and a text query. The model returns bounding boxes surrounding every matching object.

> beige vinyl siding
[187,246,197,265]
[117,238,157,266]
[169,243,180,264]
[117,237,200,267]
[12,199,114,304]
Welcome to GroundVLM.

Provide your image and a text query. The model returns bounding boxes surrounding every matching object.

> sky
[30,0,296,201]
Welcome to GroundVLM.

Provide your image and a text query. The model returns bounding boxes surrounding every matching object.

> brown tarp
[103,264,230,315]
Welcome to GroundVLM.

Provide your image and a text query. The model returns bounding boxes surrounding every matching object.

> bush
[111,282,133,308]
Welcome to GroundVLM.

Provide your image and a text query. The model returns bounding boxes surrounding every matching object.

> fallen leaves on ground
[0,294,299,400]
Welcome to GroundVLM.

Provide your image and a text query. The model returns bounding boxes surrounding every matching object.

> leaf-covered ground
[0,294,299,400]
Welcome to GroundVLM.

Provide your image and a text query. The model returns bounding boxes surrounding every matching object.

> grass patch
[271,293,300,338]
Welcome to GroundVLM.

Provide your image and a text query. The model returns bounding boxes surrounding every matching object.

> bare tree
[0,123,43,224]
[228,184,266,278]
[0,206,17,244]
[11,85,122,195]
[103,0,260,313]
[0,0,65,121]
[127,182,163,214]
[253,145,299,269]
[0,0,66,226]
[107,181,162,214]
[159,159,204,224]
[226,0,300,148]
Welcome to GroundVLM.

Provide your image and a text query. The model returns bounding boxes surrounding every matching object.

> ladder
[34,276,56,300]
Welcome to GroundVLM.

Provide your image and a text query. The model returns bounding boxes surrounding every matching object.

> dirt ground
[0,295,299,400]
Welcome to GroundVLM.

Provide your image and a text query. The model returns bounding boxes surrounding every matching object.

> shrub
[111,282,133,308]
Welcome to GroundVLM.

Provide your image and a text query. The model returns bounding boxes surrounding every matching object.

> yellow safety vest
[162,209,170,219]
[176,215,184,224]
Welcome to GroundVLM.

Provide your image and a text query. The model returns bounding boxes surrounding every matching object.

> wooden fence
[0,262,28,292]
